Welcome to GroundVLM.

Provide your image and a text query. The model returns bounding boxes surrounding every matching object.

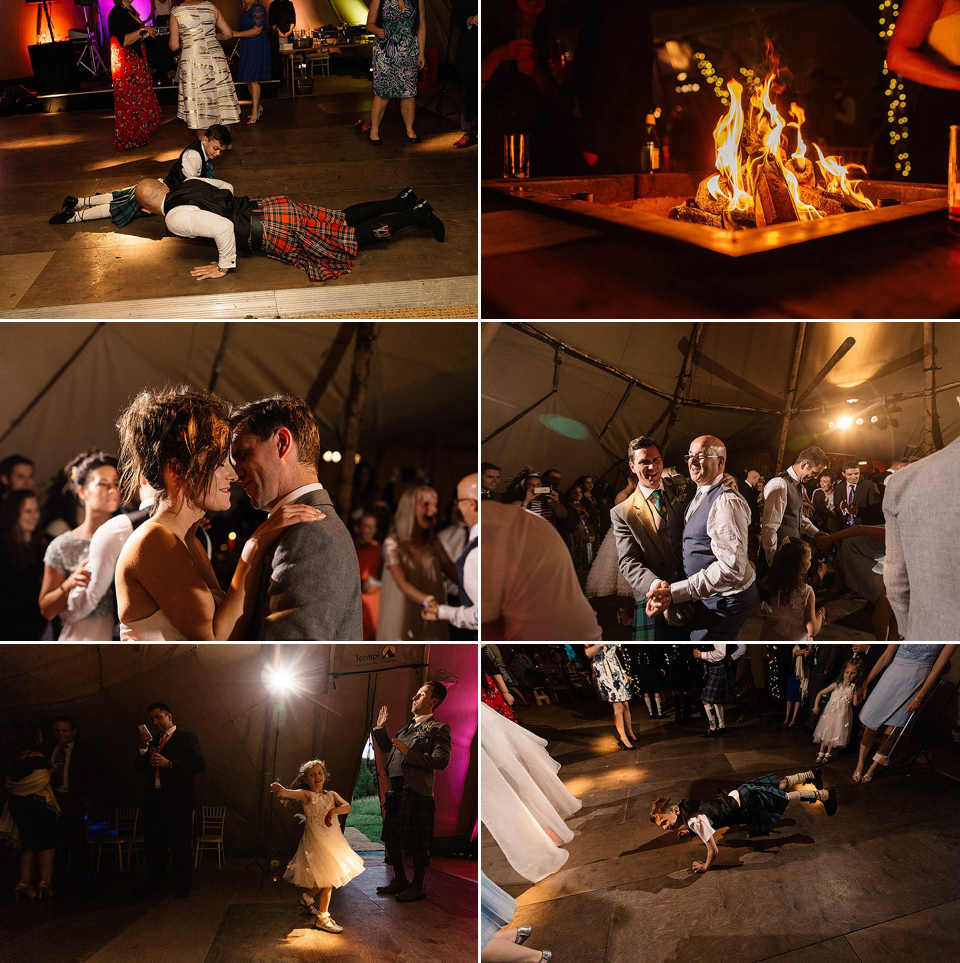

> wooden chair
[85,807,111,867]
[309,50,331,78]
[97,808,139,872]
[194,806,226,869]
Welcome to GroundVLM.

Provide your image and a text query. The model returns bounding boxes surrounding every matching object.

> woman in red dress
[108,0,162,151]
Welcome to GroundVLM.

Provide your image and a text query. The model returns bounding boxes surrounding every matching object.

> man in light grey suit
[883,397,960,641]
[611,435,693,640]
[372,681,451,902]
[230,394,362,640]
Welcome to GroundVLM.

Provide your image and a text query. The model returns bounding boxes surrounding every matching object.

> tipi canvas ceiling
[481,321,960,483]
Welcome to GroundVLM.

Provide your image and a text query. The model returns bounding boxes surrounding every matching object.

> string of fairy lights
[693,3,910,179]
[879,1,910,177]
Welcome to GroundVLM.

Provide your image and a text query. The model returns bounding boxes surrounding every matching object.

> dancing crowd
[481,642,955,961]
[0,679,452,934]
[481,419,953,641]
[0,390,477,642]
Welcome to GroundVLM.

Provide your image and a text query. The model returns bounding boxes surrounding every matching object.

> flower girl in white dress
[270,759,365,933]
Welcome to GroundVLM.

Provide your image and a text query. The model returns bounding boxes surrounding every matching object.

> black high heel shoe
[14,883,36,900]
[616,737,635,751]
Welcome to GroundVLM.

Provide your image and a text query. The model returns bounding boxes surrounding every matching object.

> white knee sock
[655,694,663,712]
[79,193,113,207]
[644,694,653,713]
[782,770,816,790]
[71,204,112,222]
[704,704,717,729]
[714,704,725,728]
[786,789,828,803]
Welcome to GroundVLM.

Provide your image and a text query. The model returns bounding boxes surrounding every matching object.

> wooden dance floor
[1,854,477,963]
[0,77,477,318]
[482,702,960,963]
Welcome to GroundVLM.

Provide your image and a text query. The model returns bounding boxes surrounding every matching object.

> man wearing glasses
[422,473,478,638]
[646,435,757,641]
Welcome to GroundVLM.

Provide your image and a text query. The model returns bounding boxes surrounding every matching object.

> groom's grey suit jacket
[250,487,362,640]
[611,474,693,601]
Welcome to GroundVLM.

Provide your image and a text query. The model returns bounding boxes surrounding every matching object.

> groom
[230,394,362,640]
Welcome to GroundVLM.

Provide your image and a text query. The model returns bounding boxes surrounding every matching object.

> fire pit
[485,175,946,257]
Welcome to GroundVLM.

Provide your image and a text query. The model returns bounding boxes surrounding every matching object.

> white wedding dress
[480,702,581,883]
[119,588,225,641]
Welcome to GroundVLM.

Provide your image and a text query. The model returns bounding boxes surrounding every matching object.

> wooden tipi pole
[776,322,807,472]
[660,321,704,455]
[922,321,939,453]
[336,324,376,518]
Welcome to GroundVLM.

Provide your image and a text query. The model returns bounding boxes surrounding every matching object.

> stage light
[331,451,342,463]
[264,664,299,696]
[837,415,852,430]
[855,417,864,425]
[828,420,836,428]
[871,414,880,424]
[846,397,859,403]
[322,450,333,462]
[539,413,590,440]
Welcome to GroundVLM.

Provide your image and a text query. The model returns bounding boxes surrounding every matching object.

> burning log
[669,200,756,229]
[754,159,799,227]
[797,186,846,217]
[695,179,727,216]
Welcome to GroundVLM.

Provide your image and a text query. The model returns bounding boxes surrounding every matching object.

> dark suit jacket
[251,488,363,640]
[373,718,451,798]
[50,742,92,804]
[135,728,205,812]
[836,478,882,526]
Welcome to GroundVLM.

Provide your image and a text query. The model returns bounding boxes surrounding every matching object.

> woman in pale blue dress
[852,643,956,783]
[481,872,551,963]
[584,644,636,750]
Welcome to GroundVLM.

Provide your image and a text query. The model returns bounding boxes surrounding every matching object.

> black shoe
[701,728,716,738]
[413,200,445,242]
[824,788,838,816]
[369,135,382,146]
[49,208,73,224]
[616,738,634,751]
[62,195,79,211]
[405,133,421,143]
[396,885,427,902]
[376,879,409,895]
[812,767,824,790]
[395,187,419,209]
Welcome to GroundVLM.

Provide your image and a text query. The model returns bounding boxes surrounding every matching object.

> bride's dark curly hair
[117,385,232,512]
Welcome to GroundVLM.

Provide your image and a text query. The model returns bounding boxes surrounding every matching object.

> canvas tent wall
[0,642,477,857]
[0,322,477,508]
[481,321,960,484]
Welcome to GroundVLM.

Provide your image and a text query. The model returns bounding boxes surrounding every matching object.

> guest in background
[836,462,882,527]
[812,470,842,534]
[482,646,516,720]
[0,455,36,496]
[1,730,59,900]
[39,450,121,641]
[561,483,595,586]
[108,0,162,151]
[585,644,636,749]
[236,0,270,124]
[354,512,383,641]
[451,0,478,148]
[366,0,427,145]
[0,490,49,640]
[268,0,297,86]
[481,462,501,501]
[376,485,457,641]
[49,717,92,890]
[169,0,241,131]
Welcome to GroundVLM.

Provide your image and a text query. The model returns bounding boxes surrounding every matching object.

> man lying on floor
[133,177,445,282]
[650,769,837,873]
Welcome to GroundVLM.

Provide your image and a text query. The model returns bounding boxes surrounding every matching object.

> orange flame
[788,103,807,164]
[813,144,876,209]
[711,80,752,212]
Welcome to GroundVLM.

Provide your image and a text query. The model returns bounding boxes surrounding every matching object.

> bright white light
[331,451,342,463]
[265,665,296,695]
[322,451,333,462]
[837,416,853,430]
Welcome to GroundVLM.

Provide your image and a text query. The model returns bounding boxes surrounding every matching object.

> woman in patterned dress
[108,0,162,151]
[169,0,241,131]
[584,644,636,749]
[235,0,270,124]
[366,0,427,144]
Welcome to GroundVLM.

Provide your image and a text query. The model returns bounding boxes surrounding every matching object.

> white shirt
[437,522,478,630]
[686,813,716,844]
[637,482,664,500]
[64,499,154,623]
[671,478,755,604]
[481,501,601,641]
[761,467,820,564]
[267,482,324,515]
[181,144,211,181]
[54,742,74,792]
[162,177,238,272]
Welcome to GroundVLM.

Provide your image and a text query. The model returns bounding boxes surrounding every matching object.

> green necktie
[649,489,667,518]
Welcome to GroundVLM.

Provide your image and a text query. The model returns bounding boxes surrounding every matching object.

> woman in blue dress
[236,0,269,123]
[853,643,956,783]
[366,0,427,144]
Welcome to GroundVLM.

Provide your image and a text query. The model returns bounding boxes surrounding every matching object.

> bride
[115,385,323,640]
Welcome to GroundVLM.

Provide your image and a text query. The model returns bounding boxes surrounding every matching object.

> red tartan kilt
[111,38,161,152]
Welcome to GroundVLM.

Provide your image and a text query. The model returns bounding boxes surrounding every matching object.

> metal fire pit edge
[482,173,948,258]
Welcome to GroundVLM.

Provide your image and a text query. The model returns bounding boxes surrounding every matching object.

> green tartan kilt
[382,781,435,858]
